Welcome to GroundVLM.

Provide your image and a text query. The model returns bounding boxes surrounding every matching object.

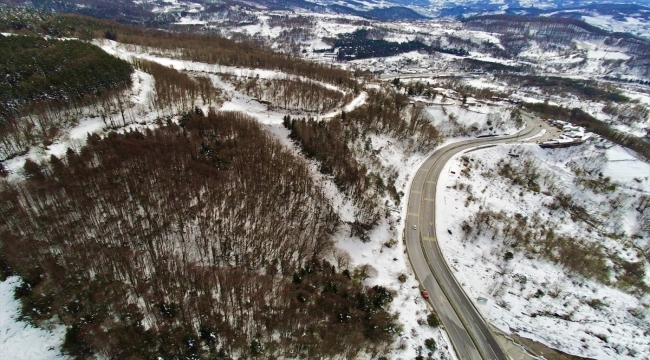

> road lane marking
[405,122,548,359]
[424,198,435,201]
[412,190,421,194]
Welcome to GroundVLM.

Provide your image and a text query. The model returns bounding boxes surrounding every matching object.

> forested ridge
[0,6,360,90]
[285,88,441,239]
[0,36,227,163]
[131,58,221,116]
[0,6,437,359]
[497,75,630,103]
[463,14,650,75]
[0,34,133,159]
[0,110,399,358]
[227,74,351,113]
[0,35,133,122]
[334,29,468,61]
[464,14,621,38]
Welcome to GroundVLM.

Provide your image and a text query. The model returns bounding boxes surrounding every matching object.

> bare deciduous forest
[0,7,362,90]
[0,16,402,359]
[285,88,441,239]
[228,75,351,114]
[464,15,650,59]
[132,58,222,117]
[0,34,133,159]
[0,111,398,358]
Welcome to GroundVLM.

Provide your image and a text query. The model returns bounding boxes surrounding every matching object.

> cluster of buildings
[539,120,591,148]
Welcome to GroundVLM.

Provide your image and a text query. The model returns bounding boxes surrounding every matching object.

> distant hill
[0,0,647,33]
[505,3,650,17]
[328,4,428,21]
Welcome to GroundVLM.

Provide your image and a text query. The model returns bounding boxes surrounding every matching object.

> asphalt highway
[405,118,544,360]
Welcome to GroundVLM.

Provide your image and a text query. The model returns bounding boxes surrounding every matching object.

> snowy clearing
[0,277,68,360]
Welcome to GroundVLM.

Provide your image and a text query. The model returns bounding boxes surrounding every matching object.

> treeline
[0,110,399,358]
[0,7,360,90]
[132,59,221,117]
[460,58,529,73]
[334,29,471,61]
[335,29,431,60]
[0,34,133,159]
[267,14,314,28]
[602,102,649,126]
[465,208,611,284]
[285,89,441,234]
[603,75,650,86]
[430,35,511,59]
[500,75,629,103]
[523,102,650,160]
[432,46,469,57]
[463,14,650,59]
[229,75,350,113]
[0,35,132,120]
[396,79,439,98]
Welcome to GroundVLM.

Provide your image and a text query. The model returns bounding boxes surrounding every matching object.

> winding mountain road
[405,117,545,360]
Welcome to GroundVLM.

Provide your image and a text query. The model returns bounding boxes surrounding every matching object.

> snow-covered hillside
[436,140,650,359]
[2,4,650,359]
[0,35,457,360]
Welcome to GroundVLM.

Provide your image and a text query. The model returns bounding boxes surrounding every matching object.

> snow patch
[0,277,68,360]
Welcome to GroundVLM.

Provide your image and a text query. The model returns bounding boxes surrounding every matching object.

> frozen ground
[435,141,650,359]
[0,277,68,360]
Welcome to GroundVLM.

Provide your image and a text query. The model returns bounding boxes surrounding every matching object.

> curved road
[405,117,544,360]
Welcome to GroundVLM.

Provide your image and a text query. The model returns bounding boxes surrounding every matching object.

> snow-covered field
[582,15,650,40]
[425,103,520,136]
